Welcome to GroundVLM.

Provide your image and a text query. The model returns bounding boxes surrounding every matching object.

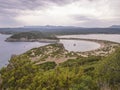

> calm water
[60,39,100,52]
[58,34,120,43]
[1,34,119,68]
[0,34,49,68]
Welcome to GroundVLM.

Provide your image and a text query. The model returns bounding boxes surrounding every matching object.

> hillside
[6,32,59,42]
[0,42,120,90]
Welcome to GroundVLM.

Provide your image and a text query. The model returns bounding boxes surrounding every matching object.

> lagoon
[60,39,100,52]
[0,34,120,68]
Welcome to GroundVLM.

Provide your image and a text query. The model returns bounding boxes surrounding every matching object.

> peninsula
[5,31,59,43]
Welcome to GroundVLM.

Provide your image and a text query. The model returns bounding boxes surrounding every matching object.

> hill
[6,31,59,42]
[0,43,120,90]
[110,25,120,28]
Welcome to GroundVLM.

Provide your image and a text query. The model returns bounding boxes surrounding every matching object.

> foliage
[0,55,38,89]
[38,61,57,71]
[60,56,101,67]
[8,31,58,40]
[0,47,120,90]
[96,47,120,89]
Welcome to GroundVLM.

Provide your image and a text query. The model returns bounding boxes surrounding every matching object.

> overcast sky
[0,0,120,27]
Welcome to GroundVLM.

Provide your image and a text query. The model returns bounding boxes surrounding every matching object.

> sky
[0,0,120,27]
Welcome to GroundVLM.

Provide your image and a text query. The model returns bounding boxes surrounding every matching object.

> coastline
[0,33,120,68]
[6,36,120,56]
[2,33,120,59]
[58,38,120,57]
[18,39,120,65]
[5,38,59,43]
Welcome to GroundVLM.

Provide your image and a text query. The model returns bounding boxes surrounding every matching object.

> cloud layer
[0,0,120,27]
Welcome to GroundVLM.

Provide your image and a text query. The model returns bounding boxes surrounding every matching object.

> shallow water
[60,39,100,52]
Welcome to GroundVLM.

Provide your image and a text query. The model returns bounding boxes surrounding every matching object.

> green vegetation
[6,31,58,42]
[38,61,57,71]
[0,46,120,90]
[23,43,78,63]
[96,48,120,89]
[60,56,101,67]
[11,32,57,39]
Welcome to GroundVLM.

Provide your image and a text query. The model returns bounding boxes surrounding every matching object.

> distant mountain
[110,25,120,28]
[0,25,120,34]
[23,25,79,29]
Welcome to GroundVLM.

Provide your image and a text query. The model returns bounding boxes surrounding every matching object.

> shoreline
[5,38,59,43]
[0,34,119,67]
[58,38,120,57]
[6,37,120,55]
[20,38,120,65]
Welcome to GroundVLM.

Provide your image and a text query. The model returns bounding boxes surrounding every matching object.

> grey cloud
[73,15,120,27]
[0,16,21,27]
[0,0,120,27]
[109,0,120,17]
[0,0,43,10]
[0,0,45,16]
[0,0,77,10]
[0,0,96,16]
[72,15,95,21]
[72,15,108,27]
[0,0,78,16]
[0,0,79,27]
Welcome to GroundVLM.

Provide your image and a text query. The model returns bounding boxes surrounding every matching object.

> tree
[97,47,120,89]
[0,55,38,89]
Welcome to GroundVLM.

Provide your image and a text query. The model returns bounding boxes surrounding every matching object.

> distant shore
[5,38,59,43]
